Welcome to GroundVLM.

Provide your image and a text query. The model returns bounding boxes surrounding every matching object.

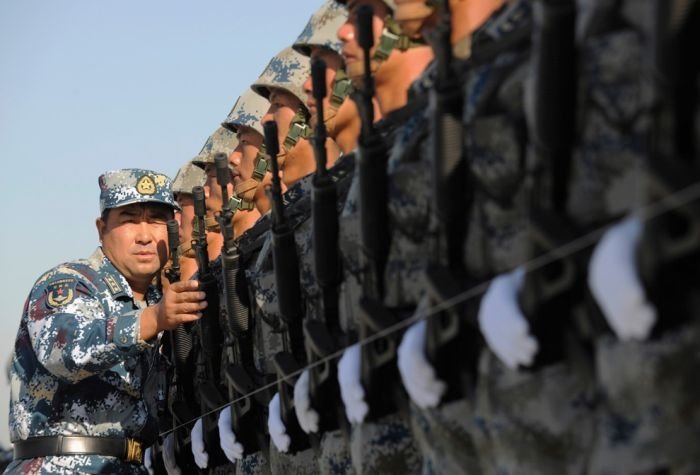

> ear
[96,217,106,242]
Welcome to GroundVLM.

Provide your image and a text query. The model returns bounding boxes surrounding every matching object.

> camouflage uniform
[576,3,700,473]
[216,89,272,475]
[7,169,178,475]
[291,3,355,473]
[248,47,322,475]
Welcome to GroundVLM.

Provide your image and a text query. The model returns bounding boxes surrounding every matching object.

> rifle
[517,0,585,367]
[422,1,480,404]
[637,0,700,335]
[354,4,406,421]
[265,121,310,453]
[161,219,200,472]
[191,186,228,464]
[303,58,347,441]
[214,153,269,455]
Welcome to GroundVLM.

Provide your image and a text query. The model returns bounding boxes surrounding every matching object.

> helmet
[250,47,311,114]
[334,0,396,10]
[191,126,239,169]
[222,89,270,137]
[293,0,347,57]
[172,160,206,197]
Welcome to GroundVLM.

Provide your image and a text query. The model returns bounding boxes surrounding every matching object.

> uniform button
[120,336,128,344]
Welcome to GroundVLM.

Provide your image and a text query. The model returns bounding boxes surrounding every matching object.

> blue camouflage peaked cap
[99,168,179,213]
[222,89,270,137]
[293,0,347,57]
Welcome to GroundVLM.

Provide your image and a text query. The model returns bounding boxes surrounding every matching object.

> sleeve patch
[45,279,77,308]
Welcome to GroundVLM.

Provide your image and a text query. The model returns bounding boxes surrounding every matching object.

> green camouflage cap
[221,89,270,137]
[250,47,311,113]
[191,126,239,168]
[172,160,206,196]
[98,168,179,213]
[334,0,395,10]
[293,0,347,57]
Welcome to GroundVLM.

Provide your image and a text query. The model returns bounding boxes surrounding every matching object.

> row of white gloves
[153,215,656,471]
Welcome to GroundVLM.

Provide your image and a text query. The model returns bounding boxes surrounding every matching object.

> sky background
[0,0,322,447]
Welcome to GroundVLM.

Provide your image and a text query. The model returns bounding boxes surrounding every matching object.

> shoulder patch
[103,274,123,295]
[45,279,77,308]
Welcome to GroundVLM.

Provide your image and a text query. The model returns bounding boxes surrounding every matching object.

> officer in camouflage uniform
[332,0,433,473]
[7,169,206,474]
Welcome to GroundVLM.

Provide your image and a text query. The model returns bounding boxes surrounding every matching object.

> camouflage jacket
[8,248,166,470]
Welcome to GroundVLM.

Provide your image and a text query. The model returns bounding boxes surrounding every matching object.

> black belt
[13,435,143,464]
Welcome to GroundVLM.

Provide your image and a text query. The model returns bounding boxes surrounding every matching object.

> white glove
[218,405,244,462]
[398,316,447,409]
[588,215,656,341]
[162,432,182,475]
[268,392,291,453]
[191,418,208,469]
[478,267,539,369]
[144,447,154,475]
[294,369,320,434]
[337,343,368,424]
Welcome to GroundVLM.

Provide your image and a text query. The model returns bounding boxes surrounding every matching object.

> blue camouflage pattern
[222,89,271,137]
[99,168,179,213]
[190,126,239,168]
[251,47,311,112]
[293,0,347,57]
[172,160,206,197]
[7,247,166,474]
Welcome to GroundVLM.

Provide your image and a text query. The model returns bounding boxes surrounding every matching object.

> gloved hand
[398,311,447,409]
[191,418,208,469]
[294,369,320,434]
[162,432,182,475]
[588,215,656,341]
[144,447,154,475]
[218,405,244,462]
[268,392,291,453]
[337,343,368,424]
[478,267,539,369]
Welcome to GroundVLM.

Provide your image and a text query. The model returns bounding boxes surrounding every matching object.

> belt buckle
[126,439,143,464]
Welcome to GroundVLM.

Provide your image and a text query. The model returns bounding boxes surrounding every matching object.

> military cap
[335,0,396,10]
[172,160,206,196]
[98,168,179,213]
[221,89,270,137]
[250,47,311,113]
[293,0,347,57]
[191,126,239,168]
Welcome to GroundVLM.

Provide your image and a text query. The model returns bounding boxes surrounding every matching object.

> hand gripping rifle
[214,154,269,455]
[517,0,587,367]
[422,1,480,404]
[265,121,311,453]
[637,0,700,335]
[303,58,346,442]
[191,186,227,464]
[355,4,406,421]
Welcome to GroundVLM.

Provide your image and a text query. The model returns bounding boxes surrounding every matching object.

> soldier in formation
[8,0,700,474]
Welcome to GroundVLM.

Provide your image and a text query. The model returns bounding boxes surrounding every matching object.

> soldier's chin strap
[324,69,354,137]
[372,15,428,65]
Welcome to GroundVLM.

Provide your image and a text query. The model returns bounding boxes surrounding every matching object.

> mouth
[133,251,156,262]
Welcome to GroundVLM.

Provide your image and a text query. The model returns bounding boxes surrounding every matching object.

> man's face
[176,194,195,246]
[337,0,390,81]
[97,203,172,286]
[233,126,264,186]
[261,89,303,148]
[303,47,344,128]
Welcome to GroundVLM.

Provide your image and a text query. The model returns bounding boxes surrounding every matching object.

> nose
[338,20,354,43]
[134,221,154,245]
[303,76,313,102]
[229,150,241,167]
